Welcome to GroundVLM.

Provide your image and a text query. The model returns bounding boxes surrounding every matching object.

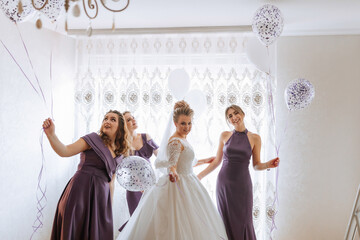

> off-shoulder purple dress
[50,133,122,240]
[216,129,257,240]
[119,133,158,231]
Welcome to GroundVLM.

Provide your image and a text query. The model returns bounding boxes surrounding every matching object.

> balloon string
[50,50,54,119]
[3,24,56,239]
[30,129,47,240]
[2,22,57,240]
[174,180,226,240]
[267,75,278,240]
[0,40,40,95]
[266,46,270,75]
[15,23,47,106]
[270,111,289,236]
[49,23,59,119]
[265,46,280,239]
[275,111,290,156]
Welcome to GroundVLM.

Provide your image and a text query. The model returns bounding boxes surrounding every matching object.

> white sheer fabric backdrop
[74,33,277,239]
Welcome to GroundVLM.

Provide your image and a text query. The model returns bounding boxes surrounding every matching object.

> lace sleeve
[166,139,183,168]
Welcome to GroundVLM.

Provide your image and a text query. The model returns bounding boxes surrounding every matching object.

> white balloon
[0,0,35,23]
[168,69,190,100]
[245,37,275,73]
[284,78,315,111]
[116,156,156,192]
[184,89,207,117]
[252,4,284,46]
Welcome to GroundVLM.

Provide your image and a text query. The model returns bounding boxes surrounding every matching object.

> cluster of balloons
[250,5,316,110]
[0,0,63,23]
[285,78,315,111]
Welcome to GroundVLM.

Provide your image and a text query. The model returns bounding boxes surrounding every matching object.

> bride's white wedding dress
[117,137,228,240]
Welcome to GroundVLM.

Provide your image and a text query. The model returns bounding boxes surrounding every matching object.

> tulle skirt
[117,173,228,240]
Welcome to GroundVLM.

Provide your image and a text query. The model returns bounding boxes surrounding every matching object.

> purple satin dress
[119,133,158,231]
[216,129,257,240]
[51,133,122,240]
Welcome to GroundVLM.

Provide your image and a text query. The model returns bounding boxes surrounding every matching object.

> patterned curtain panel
[74,33,277,239]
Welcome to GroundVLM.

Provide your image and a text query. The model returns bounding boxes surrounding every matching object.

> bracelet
[266,162,270,171]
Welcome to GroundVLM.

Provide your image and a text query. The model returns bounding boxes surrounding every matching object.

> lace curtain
[74,33,277,239]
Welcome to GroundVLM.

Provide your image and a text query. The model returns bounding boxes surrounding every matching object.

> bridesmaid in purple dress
[198,105,279,240]
[42,110,131,240]
[118,111,159,230]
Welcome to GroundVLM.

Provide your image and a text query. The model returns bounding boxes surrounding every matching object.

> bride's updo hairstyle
[173,100,194,122]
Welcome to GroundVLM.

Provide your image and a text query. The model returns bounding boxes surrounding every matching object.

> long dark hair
[99,110,131,157]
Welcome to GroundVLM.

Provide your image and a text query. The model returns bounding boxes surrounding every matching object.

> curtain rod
[67,25,252,36]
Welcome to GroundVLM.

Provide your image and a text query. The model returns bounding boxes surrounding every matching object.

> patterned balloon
[34,0,64,21]
[116,156,156,192]
[252,4,284,46]
[0,0,35,22]
[284,78,315,111]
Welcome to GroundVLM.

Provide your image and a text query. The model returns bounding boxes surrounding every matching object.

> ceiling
[29,0,360,36]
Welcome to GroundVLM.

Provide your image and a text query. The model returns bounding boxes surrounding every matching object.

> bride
[117,100,228,240]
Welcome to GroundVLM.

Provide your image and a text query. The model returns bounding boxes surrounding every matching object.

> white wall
[0,15,76,239]
[276,35,360,240]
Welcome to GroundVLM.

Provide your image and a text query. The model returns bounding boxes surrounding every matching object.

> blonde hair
[122,111,131,116]
[173,100,194,122]
[225,105,245,121]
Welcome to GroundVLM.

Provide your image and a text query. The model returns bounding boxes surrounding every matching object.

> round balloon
[284,78,315,111]
[0,0,35,23]
[35,0,64,21]
[116,156,156,192]
[184,89,207,117]
[245,37,275,73]
[252,4,284,46]
[168,69,191,100]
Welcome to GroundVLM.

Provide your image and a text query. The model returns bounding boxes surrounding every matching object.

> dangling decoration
[112,15,115,32]
[64,0,70,12]
[65,3,69,32]
[18,0,23,14]
[86,24,93,37]
[65,18,68,32]
[112,21,115,31]
[72,3,80,17]
[36,17,42,29]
